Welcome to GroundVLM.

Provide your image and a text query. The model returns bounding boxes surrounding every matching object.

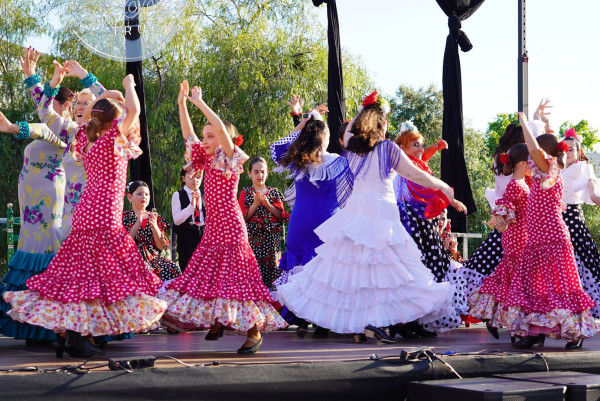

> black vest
[172,189,203,236]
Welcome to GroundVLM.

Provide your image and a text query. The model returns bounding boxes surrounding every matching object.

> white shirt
[562,162,596,205]
[171,186,205,227]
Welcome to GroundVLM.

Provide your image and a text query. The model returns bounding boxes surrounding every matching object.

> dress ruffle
[3,290,167,336]
[24,227,163,304]
[159,291,286,332]
[185,134,249,180]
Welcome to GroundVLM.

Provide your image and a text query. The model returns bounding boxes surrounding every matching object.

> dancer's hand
[178,80,190,105]
[122,74,136,89]
[287,94,304,115]
[148,212,158,228]
[186,85,203,104]
[49,60,69,88]
[253,192,262,207]
[64,60,89,80]
[19,47,39,78]
[451,199,467,214]
[533,98,552,122]
[436,139,448,151]
[315,102,329,115]
[98,89,125,104]
[0,112,19,134]
[518,111,528,126]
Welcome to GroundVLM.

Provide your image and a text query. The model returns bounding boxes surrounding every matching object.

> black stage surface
[2,323,600,400]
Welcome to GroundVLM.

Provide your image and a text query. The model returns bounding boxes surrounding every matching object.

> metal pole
[518,0,528,116]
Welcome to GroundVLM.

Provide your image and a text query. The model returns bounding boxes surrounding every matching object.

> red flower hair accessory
[234,135,244,147]
[358,90,391,114]
[499,153,510,164]
[564,128,580,141]
[557,141,569,152]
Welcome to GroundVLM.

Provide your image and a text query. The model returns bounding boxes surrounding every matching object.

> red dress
[468,178,529,327]
[505,157,598,340]
[160,134,286,332]
[4,119,167,336]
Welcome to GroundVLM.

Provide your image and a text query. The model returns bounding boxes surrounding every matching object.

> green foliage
[558,120,599,152]
[485,112,517,157]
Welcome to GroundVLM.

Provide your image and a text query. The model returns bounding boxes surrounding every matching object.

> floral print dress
[122,210,182,281]
[238,186,285,290]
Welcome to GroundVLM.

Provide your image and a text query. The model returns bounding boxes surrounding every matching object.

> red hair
[395,130,424,150]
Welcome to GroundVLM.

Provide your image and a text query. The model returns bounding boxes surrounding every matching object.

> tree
[484,112,518,157]
[558,120,599,151]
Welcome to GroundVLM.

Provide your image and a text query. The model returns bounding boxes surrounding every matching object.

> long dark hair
[500,143,529,176]
[346,105,387,154]
[86,98,122,143]
[537,134,566,169]
[280,117,328,169]
[493,123,524,175]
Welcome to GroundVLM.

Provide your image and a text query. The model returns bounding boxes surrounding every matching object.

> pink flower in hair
[564,128,579,141]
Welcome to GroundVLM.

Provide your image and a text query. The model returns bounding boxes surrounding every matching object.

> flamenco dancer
[502,112,598,349]
[159,81,286,354]
[277,91,456,343]
[468,143,531,339]
[270,100,351,338]
[394,121,469,335]
[3,75,167,358]
[561,128,600,318]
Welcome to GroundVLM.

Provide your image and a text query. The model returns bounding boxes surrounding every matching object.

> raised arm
[519,111,549,172]
[120,74,141,137]
[422,140,447,162]
[186,83,234,159]
[0,112,66,148]
[177,80,195,140]
[20,47,44,107]
[395,150,455,205]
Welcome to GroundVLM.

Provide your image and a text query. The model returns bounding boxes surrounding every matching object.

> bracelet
[80,73,98,88]
[289,112,302,117]
[15,122,30,140]
[23,74,41,87]
[43,82,59,98]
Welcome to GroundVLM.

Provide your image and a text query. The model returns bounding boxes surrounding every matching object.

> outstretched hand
[436,139,448,151]
[533,98,552,121]
[178,80,190,105]
[314,102,329,115]
[451,199,467,215]
[64,60,89,80]
[0,112,18,134]
[49,60,69,88]
[518,111,528,126]
[19,47,40,78]
[122,74,136,89]
[186,85,203,104]
[287,94,304,115]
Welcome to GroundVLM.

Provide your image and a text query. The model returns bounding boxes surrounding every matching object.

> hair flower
[564,128,580,141]
[557,141,569,152]
[234,135,244,147]
[499,153,510,164]
[400,120,419,134]
[358,90,391,115]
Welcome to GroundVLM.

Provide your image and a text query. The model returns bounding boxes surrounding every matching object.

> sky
[316,0,600,134]
[25,1,600,135]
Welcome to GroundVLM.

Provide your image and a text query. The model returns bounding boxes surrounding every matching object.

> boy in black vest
[171,168,204,271]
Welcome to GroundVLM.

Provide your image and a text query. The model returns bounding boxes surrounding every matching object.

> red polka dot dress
[3,119,167,336]
[160,134,287,332]
[469,178,529,327]
[505,156,599,341]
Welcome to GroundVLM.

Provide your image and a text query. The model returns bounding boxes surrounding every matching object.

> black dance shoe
[353,333,368,343]
[237,336,262,355]
[565,339,584,349]
[364,326,396,344]
[312,326,330,339]
[205,325,225,341]
[406,322,437,338]
[389,324,419,339]
[65,331,104,358]
[512,334,545,348]
[54,335,66,359]
[486,324,500,340]
[295,320,309,338]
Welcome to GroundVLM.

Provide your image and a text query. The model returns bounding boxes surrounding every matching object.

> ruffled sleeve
[492,179,525,224]
[238,189,248,216]
[71,124,88,162]
[114,112,142,161]
[212,145,249,179]
[529,155,559,189]
[183,133,207,176]
[270,130,301,165]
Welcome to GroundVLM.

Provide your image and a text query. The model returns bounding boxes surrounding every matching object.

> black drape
[436,0,485,232]
[125,11,155,209]
[313,0,345,154]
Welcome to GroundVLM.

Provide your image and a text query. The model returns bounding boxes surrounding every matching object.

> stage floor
[2,323,599,373]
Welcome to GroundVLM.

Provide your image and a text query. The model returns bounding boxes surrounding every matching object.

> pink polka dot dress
[469,178,529,327]
[505,156,599,341]
[3,118,168,336]
[160,134,287,332]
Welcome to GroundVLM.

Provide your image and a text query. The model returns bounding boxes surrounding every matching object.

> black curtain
[436,0,485,232]
[313,0,345,154]
[125,11,155,209]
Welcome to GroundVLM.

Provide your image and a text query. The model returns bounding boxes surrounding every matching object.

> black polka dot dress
[399,203,468,332]
[563,204,600,318]
[122,210,182,282]
[458,229,504,298]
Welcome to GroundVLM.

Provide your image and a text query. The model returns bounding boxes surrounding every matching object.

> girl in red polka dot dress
[468,143,531,339]
[505,112,599,349]
[160,81,286,354]
[3,75,168,358]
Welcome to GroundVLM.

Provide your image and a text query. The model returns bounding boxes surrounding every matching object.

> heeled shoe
[486,324,500,340]
[389,324,419,339]
[353,333,368,343]
[565,339,584,349]
[54,335,66,359]
[364,326,396,344]
[406,322,437,338]
[237,335,262,354]
[295,320,309,338]
[512,334,545,348]
[205,325,224,341]
[65,331,104,358]
[312,326,330,339]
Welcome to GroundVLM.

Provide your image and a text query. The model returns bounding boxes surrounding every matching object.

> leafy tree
[558,120,599,151]
[484,112,518,157]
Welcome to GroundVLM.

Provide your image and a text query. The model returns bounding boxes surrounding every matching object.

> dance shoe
[237,336,263,354]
